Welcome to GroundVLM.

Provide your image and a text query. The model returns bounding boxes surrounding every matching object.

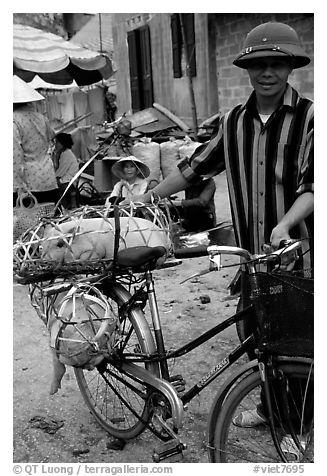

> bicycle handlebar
[174,245,208,259]
[174,239,303,273]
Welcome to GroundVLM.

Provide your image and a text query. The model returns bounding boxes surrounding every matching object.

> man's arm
[120,125,225,206]
[270,192,314,248]
[121,167,189,204]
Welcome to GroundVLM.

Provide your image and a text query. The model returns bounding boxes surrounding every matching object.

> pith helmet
[233,22,311,69]
[13,75,45,103]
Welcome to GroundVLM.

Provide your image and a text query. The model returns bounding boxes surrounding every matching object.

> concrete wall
[215,13,314,114]
[112,13,314,122]
[112,13,218,125]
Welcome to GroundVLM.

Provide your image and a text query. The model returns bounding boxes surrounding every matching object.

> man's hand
[269,224,296,270]
[270,224,291,250]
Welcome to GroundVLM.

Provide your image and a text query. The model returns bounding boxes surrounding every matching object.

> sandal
[232,408,268,428]
[280,435,306,461]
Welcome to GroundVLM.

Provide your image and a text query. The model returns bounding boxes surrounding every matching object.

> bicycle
[18,204,313,464]
[39,237,312,463]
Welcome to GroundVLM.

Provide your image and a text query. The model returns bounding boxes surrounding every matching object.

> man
[122,21,314,436]
[170,177,217,232]
[124,22,313,265]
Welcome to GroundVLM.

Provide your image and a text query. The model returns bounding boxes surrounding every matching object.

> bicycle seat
[117,246,166,269]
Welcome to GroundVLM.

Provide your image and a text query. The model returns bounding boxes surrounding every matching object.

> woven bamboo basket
[13,203,173,284]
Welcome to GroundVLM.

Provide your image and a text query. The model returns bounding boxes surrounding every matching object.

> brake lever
[209,253,222,271]
[180,267,215,284]
[180,253,222,284]
[260,240,300,270]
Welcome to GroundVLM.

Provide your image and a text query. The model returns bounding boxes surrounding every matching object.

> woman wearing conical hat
[105,156,150,206]
[13,75,59,205]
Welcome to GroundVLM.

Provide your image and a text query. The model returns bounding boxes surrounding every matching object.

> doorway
[127,25,154,112]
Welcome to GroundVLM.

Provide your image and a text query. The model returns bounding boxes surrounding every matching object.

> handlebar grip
[174,245,208,259]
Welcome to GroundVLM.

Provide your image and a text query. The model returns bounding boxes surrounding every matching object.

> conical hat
[13,75,45,103]
[112,156,150,179]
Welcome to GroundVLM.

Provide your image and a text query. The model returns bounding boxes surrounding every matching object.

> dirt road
[13,172,248,464]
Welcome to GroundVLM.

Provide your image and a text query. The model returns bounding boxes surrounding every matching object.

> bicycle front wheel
[209,360,313,463]
[74,283,159,440]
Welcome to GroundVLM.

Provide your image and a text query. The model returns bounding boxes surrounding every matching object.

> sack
[13,192,55,242]
[132,138,161,182]
[160,138,184,179]
[178,136,202,160]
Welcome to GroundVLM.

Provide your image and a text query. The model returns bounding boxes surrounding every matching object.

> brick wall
[215,13,314,114]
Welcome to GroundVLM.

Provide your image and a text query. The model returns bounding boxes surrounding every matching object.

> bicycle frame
[104,240,305,422]
[106,266,255,408]
[146,268,258,404]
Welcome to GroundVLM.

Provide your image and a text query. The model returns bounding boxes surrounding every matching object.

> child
[54,132,79,209]
[105,156,150,206]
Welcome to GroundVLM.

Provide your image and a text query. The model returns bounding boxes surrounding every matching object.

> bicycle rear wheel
[74,283,159,440]
[208,360,313,462]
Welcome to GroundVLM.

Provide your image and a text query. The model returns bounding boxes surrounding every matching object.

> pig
[40,216,170,394]
[48,287,115,395]
[41,217,171,265]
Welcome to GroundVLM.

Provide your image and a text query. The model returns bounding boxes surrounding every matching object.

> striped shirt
[178,84,313,265]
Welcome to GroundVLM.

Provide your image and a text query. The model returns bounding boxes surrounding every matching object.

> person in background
[54,132,79,210]
[104,86,117,123]
[170,177,216,232]
[121,21,313,451]
[105,156,150,206]
[13,75,58,206]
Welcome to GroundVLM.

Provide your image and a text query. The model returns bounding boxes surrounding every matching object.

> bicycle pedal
[169,374,186,394]
[152,438,186,462]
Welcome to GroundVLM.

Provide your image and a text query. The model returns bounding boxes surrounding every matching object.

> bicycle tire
[74,283,160,440]
[208,360,314,463]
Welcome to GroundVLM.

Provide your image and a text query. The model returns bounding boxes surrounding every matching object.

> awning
[28,75,78,90]
[13,24,114,86]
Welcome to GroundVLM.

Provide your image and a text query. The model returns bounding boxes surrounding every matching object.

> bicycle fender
[108,283,160,378]
[207,360,259,450]
[121,361,184,429]
[207,355,313,457]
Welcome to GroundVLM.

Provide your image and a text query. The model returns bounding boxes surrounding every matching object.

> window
[171,13,196,78]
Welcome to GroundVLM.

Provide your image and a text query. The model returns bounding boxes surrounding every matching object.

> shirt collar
[244,83,298,115]
[121,176,144,187]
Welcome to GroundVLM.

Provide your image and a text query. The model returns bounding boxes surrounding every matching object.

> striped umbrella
[13,23,114,86]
